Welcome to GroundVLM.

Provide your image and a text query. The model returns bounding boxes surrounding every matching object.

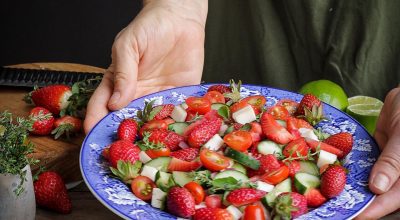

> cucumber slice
[151,188,167,210]
[294,172,321,194]
[172,171,194,187]
[145,157,171,172]
[214,170,249,182]
[231,163,247,175]
[257,140,282,157]
[155,171,175,192]
[168,122,189,135]
[265,178,292,207]
[299,161,320,176]
[225,148,260,170]
[276,120,287,128]
[222,191,231,207]
[211,103,229,110]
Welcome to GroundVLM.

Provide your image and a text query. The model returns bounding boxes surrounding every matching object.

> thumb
[108,38,139,110]
[369,133,400,194]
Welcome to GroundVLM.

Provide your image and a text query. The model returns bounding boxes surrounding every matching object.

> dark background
[0,1,142,68]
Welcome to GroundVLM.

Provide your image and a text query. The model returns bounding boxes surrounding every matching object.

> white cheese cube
[181,102,188,109]
[139,151,152,164]
[226,205,243,220]
[203,134,225,151]
[195,202,207,210]
[299,128,319,141]
[151,188,167,209]
[140,165,159,181]
[232,105,257,124]
[219,123,229,136]
[256,181,275,192]
[171,105,187,122]
[317,150,338,168]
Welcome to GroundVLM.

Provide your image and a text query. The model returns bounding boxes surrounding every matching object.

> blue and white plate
[80,84,379,220]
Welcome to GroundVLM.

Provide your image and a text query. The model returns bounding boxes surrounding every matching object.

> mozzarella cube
[299,128,319,141]
[232,105,257,124]
[171,105,187,122]
[203,134,225,151]
[151,188,167,209]
[219,123,229,136]
[226,205,243,220]
[256,181,275,192]
[139,151,152,163]
[317,150,337,168]
[195,202,207,210]
[140,165,159,181]
[181,102,189,109]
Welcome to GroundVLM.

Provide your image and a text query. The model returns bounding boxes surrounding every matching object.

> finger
[83,72,113,134]
[369,131,400,194]
[108,37,139,111]
[355,179,400,219]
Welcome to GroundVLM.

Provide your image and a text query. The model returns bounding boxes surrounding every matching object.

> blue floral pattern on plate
[80,84,379,220]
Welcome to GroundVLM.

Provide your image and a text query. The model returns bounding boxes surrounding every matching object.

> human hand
[84,0,208,133]
[356,87,400,219]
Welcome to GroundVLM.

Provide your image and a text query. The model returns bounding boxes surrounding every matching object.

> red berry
[153,104,175,120]
[148,129,184,151]
[51,115,82,139]
[167,187,196,218]
[29,107,55,135]
[170,148,199,161]
[193,207,233,220]
[108,140,140,168]
[304,188,327,207]
[117,118,139,142]
[260,113,294,144]
[275,192,307,219]
[320,165,346,198]
[187,117,222,148]
[31,85,72,115]
[324,132,353,158]
[226,188,266,207]
[295,94,321,116]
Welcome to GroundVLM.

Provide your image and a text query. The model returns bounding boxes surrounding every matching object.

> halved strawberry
[305,138,344,158]
[170,148,199,161]
[148,129,184,151]
[152,104,175,120]
[260,113,294,144]
[139,119,168,137]
[167,187,196,218]
[283,138,309,158]
[323,132,353,158]
[29,85,72,115]
[304,188,327,207]
[248,154,281,177]
[226,188,266,207]
[167,157,202,172]
[193,207,233,220]
[285,160,301,178]
[286,117,313,131]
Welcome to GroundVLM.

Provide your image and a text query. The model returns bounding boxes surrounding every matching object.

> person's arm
[84,0,208,133]
[357,86,400,219]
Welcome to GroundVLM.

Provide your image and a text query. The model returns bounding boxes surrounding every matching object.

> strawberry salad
[101,80,353,220]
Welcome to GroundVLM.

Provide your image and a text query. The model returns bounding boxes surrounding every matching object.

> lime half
[346,96,384,134]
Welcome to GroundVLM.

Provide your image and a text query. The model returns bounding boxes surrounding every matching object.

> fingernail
[109,92,121,106]
[372,173,390,192]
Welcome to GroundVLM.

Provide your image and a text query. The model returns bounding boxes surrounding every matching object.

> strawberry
[108,140,141,168]
[305,138,344,158]
[29,107,55,135]
[34,171,72,214]
[248,154,281,177]
[226,188,266,206]
[320,165,346,198]
[152,104,175,120]
[102,147,110,160]
[193,207,233,220]
[207,84,232,97]
[117,118,139,142]
[285,160,301,178]
[295,94,321,116]
[187,117,222,148]
[148,129,184,151]
[167,187,196,218]
[170,148,199,161]
[286,117,313,131]
[323,132,353,158]
[168,157,202,172]
[249,122,263,143]
[29,85,72,115]
[260,113,294,144]
[274,192,307,219]
[51,115,82,139]
[283,138,309,158]
[304,188,327,207]
[139,119,168,137]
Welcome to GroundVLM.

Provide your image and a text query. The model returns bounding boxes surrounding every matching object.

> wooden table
[2,63,400,220]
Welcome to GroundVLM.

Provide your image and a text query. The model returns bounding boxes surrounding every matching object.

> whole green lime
[299,79,349,111]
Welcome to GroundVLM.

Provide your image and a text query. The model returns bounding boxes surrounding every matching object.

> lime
[299,80,349,111]
[346,96,384,134]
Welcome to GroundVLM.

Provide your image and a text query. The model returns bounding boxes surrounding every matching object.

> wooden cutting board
[0,63,105,183]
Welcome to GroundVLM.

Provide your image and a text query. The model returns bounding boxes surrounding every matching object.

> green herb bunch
[0,111,39,195]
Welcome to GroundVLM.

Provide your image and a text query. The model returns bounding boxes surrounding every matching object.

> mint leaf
[217,105,230,120]
[240,123,252,131]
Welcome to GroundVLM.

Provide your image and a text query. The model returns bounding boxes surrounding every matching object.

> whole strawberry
[207,84,231,95]
[187,117,222,148]
[51,115,82,139]
[193,207,233,220]
[320,165,346,198]
[248,154,281,177]
[108,139,141,168]
[274,192,307,219]
[260,113,294,144]
[167,187,196,218]
[324,132,353,158]
[34,171,72,214]
[152,104,175,120]
[29,85,72,115]
[117,118,139,142]
[295,94,324,126]
[148,129,184,151]
[304,188,327,207]
[170,148,199,161]
[226,188,266,206]
[29,107,55,135]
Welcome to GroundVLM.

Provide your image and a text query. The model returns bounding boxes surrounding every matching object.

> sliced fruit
[298,161,320,176]
[223,130,253,152]
[256,140,282,157]
[305,138,344,158]
[131,175,156,201]
[224,148,260,170]
[200,149,231,172]
[226,188,266,207]
[186,97,212,115]
[145,157,172,172]
[168,157,202,172]
[260,113,294,145]
[260,165,290,185]
[172,171,194,187]
[184,181,205,204]
[264,178,292,207]
[168,122,189,135]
